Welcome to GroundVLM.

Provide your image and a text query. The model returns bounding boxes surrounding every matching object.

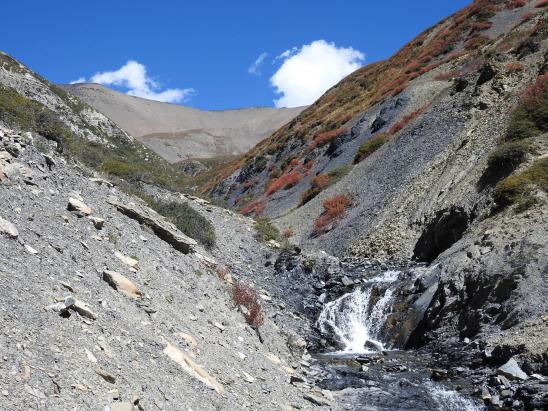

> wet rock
[103,270,143,299]
[67,198,91,216]
[0,216,18,239]
[497,358,528,381]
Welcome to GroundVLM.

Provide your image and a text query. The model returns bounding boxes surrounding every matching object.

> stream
[314,269,486,410]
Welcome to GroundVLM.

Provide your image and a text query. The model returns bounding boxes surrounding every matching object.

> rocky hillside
[207,0,547,257]
[63,83,305,163]
[0,125,334,410]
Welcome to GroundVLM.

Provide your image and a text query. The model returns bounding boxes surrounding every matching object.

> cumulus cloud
[248,52,268,75]
[69,77,86,84]
[73,60,195,104]
[270,40,365,108]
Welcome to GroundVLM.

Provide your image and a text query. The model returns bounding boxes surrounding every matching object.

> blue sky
[3,0,471,110]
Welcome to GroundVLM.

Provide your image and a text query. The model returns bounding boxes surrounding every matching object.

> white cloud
[74,60,195,104]
[248,52,268,75]
[70,77,86,84]
[270,40,365,108]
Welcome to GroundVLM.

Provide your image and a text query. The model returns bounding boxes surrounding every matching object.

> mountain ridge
[63,83,306,162]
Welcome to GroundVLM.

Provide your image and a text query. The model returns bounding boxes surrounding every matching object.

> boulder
[88,216,104,230]
[497,358,528,381]
[72,299,97,320]
[107,197,197,254]
[103,270,143,299]
[0,217,18,239]
[67,198,91,216]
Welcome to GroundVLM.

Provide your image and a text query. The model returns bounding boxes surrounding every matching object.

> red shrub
[508,0,526,8]
[309,127,348,149]
[240,198,266,216]
[290,158,301,167]
[311,174,331,189]
[266,169,304,195]
[232,282,264,328]
[464,35,490,50]
[470,21,493,33]
[313,195,353,235]
[507,62,525,73]
[434,71,459,81]
[304,159,315,171]
[522,73,548,111]
[536,0,548,7]
[282,228,295,238]
[521,12,535,22]
[389,104,428,134]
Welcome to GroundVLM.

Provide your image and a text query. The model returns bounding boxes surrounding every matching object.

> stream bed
[312,269,485,410]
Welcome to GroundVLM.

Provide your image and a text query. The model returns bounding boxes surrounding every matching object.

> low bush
[232,282,265,328]
[536,0,548,7]
[282,228,295,238]
[254,217,280,242]
[508,0,526,8]
[507,74,548,140]
[506,62,525,73]
[266,169,304,195]
[313,194,353,235]
[240,198,266,216]
[464,35,490,50]
[309,127,348,150]
[300,174,331,206]
[494,157,548,210]
[354,134,389,164]
[144,197,216,248]
[328,165,353,184]
[390,105,428,134]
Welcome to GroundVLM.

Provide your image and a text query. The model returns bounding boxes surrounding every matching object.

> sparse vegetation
[309,127,349,150]
[354,134,389,164]
[506,62,525,73]
[240,198,266,216]
[266,169,304,195]
[494,157,548,210]
[313,194,353,235]
[253,217,280,243]
[506,74,548,140]
[232,282,265,328]
[142,197,216,248]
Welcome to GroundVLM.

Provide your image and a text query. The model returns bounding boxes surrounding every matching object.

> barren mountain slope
[0,125,324,410]
[63,83,305,162]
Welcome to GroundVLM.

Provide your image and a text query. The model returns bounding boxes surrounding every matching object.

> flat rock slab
[103,270,143,299]
[163,343,224,395]
[107,197,197,254]
[497,358,528,381]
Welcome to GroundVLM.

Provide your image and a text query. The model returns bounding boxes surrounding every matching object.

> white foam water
[427,382,484,411]
[316,270,400,353]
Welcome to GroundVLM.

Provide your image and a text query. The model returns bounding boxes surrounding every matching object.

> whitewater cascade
[316,270,400,353]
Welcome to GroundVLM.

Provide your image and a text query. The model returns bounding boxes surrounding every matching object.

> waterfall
[317,270,400,353]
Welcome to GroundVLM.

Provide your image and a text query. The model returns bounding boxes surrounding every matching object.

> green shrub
[494,157,548,211]
[254,217,280,243]
[506,74,548,140]
[488,140,531,167]
[144,197,216,248]
[327,165,353,184]
[354,134,388,164]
